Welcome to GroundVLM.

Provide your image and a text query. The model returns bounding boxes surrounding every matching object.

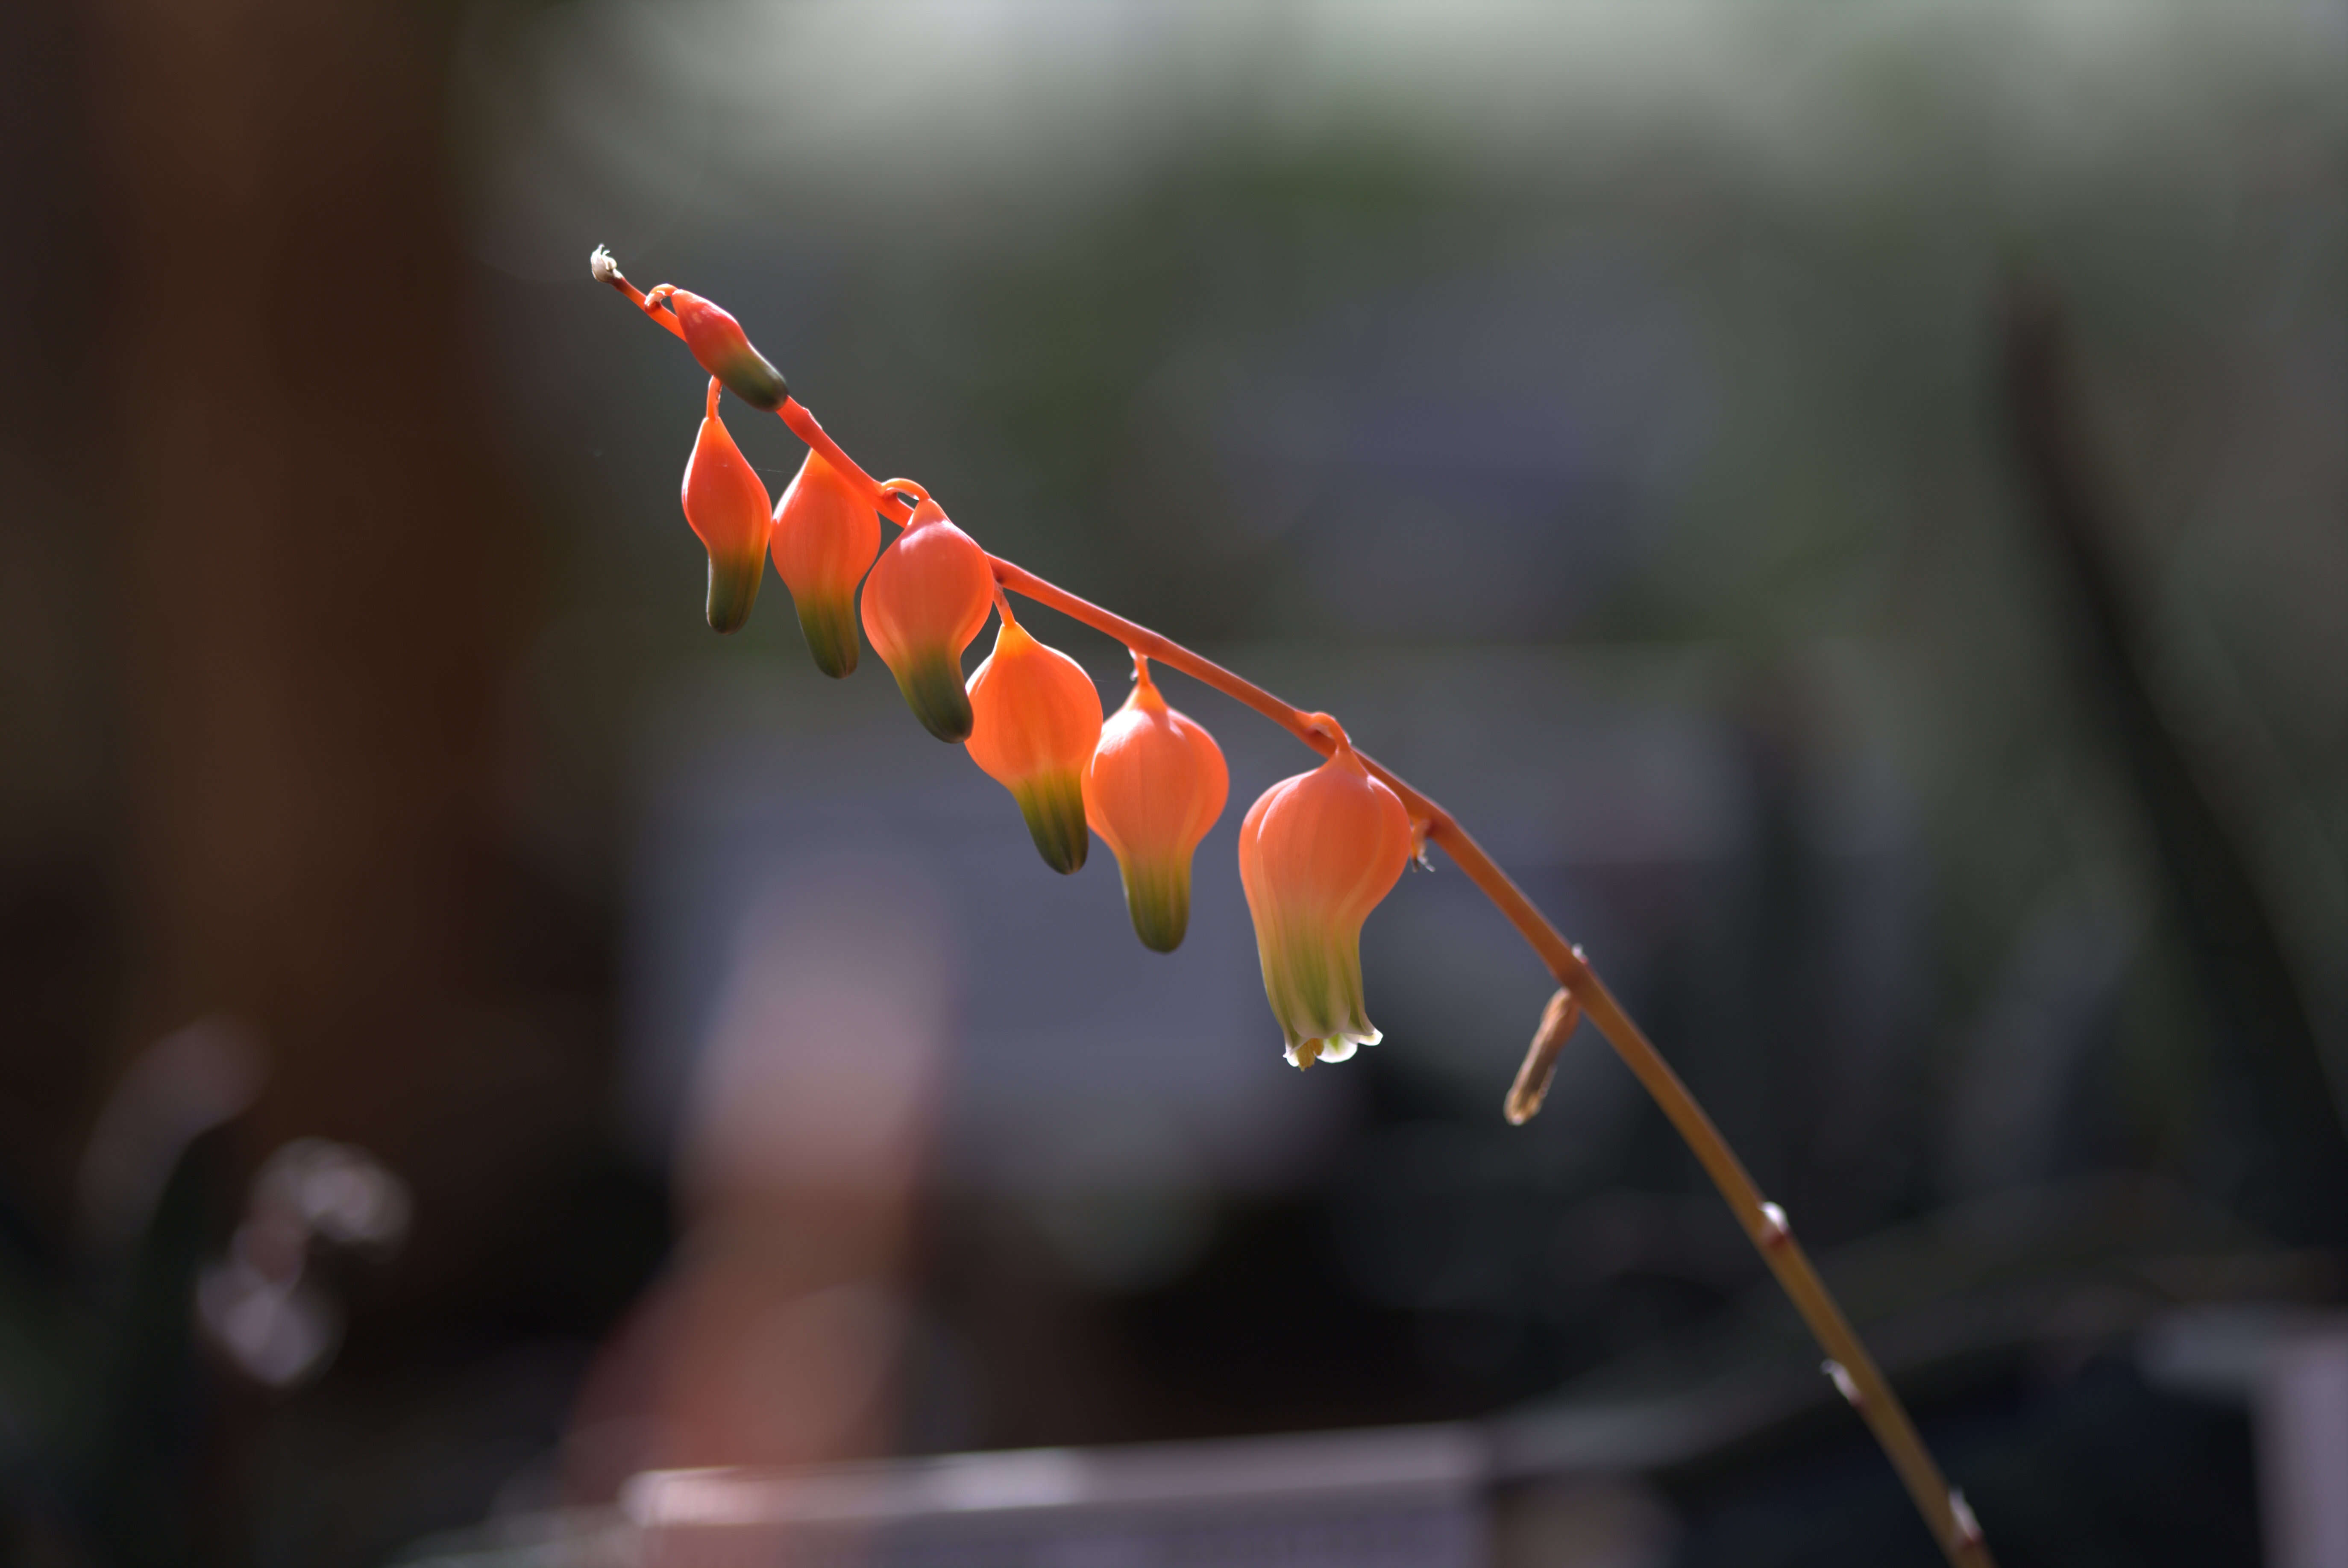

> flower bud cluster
[644,275,1413,1067]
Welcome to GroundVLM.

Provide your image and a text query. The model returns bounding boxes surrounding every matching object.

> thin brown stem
[595,254,1994,1568]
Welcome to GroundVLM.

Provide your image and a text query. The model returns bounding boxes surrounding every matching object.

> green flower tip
[716,345,789,413]
[1013,773,1090,875]
[794,594,860,678]
[705,549,764,634]
[1262,922,1380,1069]
[1120,859,1191,952]
[894,651,973,741]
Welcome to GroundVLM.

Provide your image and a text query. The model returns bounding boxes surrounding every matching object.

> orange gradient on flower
[1236,716,1413,1067]
[860,486,994,742]
[1083,655,1228,951]
[770,450,880,677]
[965,604,1103,874]
[649,285,789,411]
[681,378,771,634]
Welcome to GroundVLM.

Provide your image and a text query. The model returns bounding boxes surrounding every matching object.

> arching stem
[593,252,1994,1568]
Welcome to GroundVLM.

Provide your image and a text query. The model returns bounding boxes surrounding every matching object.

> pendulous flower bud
[965,612,1104,874]
[1083,655,1228,951]
[860,491,995,741]
[681,378,771,633]
[771,449,880,677]
[1236,717,1413,1067]
[652,286,790,411]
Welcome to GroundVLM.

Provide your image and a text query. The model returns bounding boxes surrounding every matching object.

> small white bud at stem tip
[1823,1358,1863,1408]
[590,245,619,283]
[1949,1490,1981,1546]
[1758,1201,1790,1247]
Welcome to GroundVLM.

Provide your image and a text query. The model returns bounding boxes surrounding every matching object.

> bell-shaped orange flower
[770,449,880,677]
[650,285,789,412]
[1237,716,1413,1067]
[681,378,771,633]
[1083,655,1228,951]
[965,605,1104,874]
[860,488,995,741]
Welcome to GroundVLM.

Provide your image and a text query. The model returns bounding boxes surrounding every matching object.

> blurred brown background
[3,2,2345,1565]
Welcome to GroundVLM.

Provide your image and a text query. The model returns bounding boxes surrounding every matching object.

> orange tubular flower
[1236,716,1413,1068]
[648,285,789,411]
[770,450,880,677]
[1083,655,1228,951]
[860,489,994,741]
[965,605,1104,874]
[681,378,772,633]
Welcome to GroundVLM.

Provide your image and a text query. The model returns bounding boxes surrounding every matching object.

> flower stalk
[591,249,1995,1568]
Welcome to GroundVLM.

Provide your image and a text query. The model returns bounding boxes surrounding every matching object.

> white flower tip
[1823,1358,1862,1408]
[1285,1027,1377,1069]
[1758,1201,1790,1246]
[590,244,619,283]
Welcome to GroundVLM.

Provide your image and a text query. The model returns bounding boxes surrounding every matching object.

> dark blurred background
[5,2,2346,1565]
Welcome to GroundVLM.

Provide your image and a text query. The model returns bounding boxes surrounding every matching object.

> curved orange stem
[596,255,1995,1568]
[781,399,911,526]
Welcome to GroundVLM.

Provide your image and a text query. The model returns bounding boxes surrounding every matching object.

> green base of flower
[705,550,764,634]
[1119,857,1191,952]
[793,595,860,678]
[1260,919,1380,1069]
[1013,773,1090,875]
[892,650,972,741]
